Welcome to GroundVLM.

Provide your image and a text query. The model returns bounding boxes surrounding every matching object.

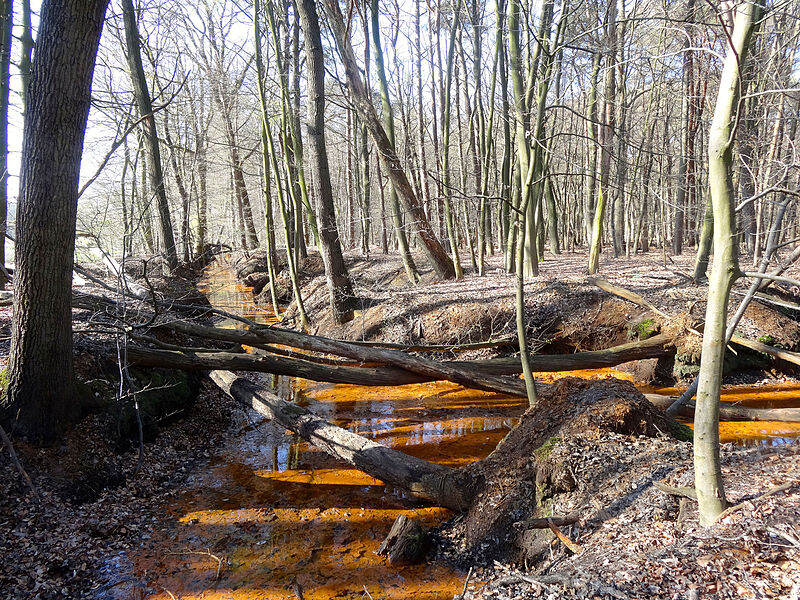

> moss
[533,436,561,461]
[669,421,694,442]
[758,334,776,345]
[0,367,9,392]
[629,318,659,341]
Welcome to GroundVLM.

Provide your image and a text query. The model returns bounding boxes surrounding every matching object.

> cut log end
[377,515,430,565]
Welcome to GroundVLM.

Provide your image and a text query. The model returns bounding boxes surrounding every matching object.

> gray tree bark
[3,0,109,443]
[297,0,356,324]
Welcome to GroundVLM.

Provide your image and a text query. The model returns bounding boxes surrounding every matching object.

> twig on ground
[515,513,581,529]
[0,422,39,497]
[548,519,583,554]
[455,566,474,600]
[166,549,224,580]
[716,481,797,522]
[654,481,698,501]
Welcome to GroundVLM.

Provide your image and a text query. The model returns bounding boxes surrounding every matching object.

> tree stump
[377,515,429,565]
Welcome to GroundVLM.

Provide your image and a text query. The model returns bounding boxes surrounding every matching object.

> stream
[110,259,800,599]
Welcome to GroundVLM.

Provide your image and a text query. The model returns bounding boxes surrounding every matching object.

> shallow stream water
[114,259,800,599]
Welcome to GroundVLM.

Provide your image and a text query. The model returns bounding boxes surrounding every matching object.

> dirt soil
[430,377,800,599]
[237,249,800,382]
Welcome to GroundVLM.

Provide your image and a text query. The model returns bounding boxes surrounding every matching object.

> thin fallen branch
[0,423,38,497]
[548,520,583,554]
[743,271,800,288]
[646,392,800,422]
[729,335,800,367]
[653,481,698,501]
[590,276,669,319]
[515,513,581,529]
[715,481,796,522]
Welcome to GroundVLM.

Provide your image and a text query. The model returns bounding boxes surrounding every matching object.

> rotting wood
[376,514,429,565]
[208,370,477,511]
[515,513,580,529]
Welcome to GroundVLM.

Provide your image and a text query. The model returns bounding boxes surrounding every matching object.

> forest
[0,0,799,598]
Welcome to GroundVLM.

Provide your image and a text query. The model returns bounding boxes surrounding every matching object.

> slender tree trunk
[588,1,617,274]
[323,0,455,280]
[584,51,600,245]
[3,0,109,443]
[370,0,419,283]
[694,0,762,525]
[0,0,11,288]
[121,0,179,272]
[18,0,32,109]
[297,0,356,324]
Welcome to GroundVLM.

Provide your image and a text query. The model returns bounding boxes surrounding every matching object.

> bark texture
[3,0,109,443]
[297,0,356,323]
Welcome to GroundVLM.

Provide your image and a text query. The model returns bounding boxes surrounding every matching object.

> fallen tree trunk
[646,393,800,423]
[209,370,476,510]
[156,320,672,375]
[467,334,673,375]
[123,336,673,389]
[730,335,800,368]
[160,320,529,397]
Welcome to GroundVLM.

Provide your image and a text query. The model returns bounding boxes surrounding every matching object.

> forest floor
[0,249,798,599]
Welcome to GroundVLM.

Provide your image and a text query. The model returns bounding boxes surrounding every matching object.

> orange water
[117,260,800,600]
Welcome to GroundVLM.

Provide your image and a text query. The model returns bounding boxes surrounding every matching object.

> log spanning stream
[111,260,800,600]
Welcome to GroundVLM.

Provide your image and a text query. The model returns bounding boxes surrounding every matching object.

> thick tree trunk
[121,0,179,273]
[3,0,109,443]
[297,0,356,324]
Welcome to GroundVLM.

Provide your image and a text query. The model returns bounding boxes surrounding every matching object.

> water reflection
[123,259,800,600]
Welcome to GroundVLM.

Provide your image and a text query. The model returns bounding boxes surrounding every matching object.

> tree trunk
[3,0,109,443]
[120,0,179,273]
[0,0,11,288]
[370,0,420,284]
[210,371,474,511]
[694,0,762,525]
[297,0,356,324]
[323,0,456,280]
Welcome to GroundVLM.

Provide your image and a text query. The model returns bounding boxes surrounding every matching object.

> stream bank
[0,254,799,599]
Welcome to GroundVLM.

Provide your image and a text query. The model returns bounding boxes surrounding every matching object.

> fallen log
[208,370,476,511]
[730,335,800,368]
[590,276,669,318]
[466,334,673,375]
[156,320,672,375]
[123,338,673,390]
[161,320,530,397]
[645,392,800,422]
